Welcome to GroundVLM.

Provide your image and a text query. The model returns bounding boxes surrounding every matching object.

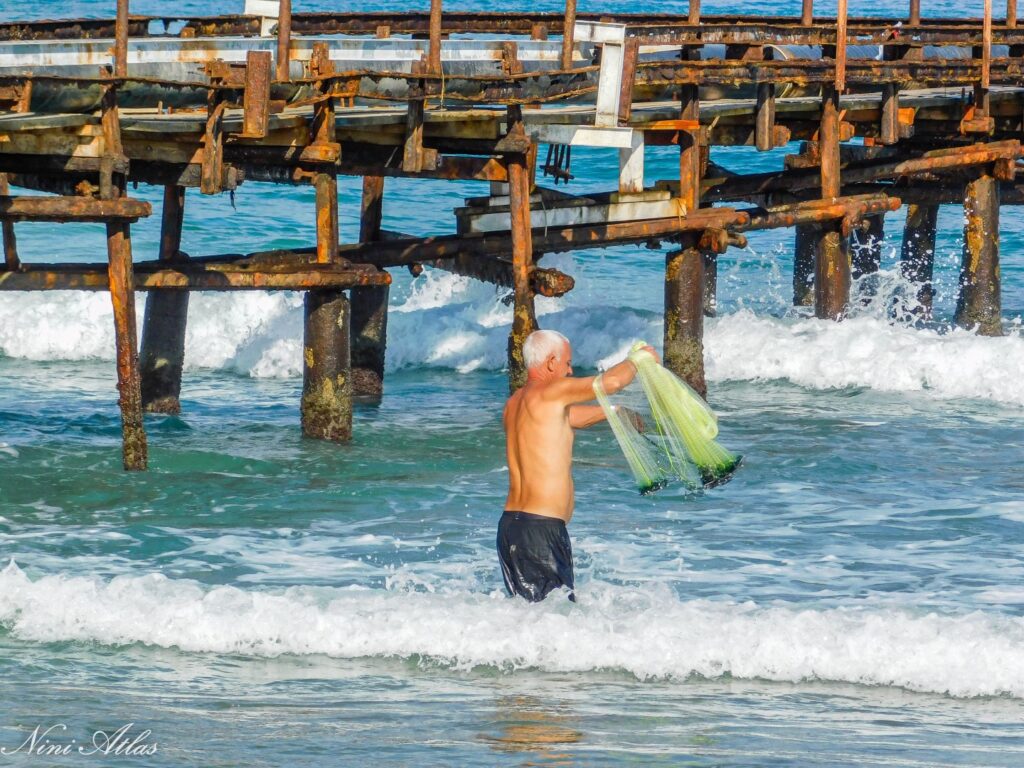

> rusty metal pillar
[665,61,706,393]
[106,221,147,470]
[815,85,850,320]
[852,214,884,280]
[139,185,188,414]
[900,203,938,315]
[506,107,538,393]
[560,0,577,70]
[302,55,351,439]
[114,0,129,77]
[955,174,1002,336]
[428,0,443,74]
[302,290,353,441]
[793,224,817,306]
[276,0,292,81]
[665,239,706,399]
[802,0,814,25]
[815,226,851,321]
[351,175,389,398]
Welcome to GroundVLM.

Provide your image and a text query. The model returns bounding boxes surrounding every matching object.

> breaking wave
[2,561,1022,699]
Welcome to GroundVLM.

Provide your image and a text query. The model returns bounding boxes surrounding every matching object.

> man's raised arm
[544,345,659,407]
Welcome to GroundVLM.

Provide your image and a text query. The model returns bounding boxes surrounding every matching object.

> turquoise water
[2,1,1024,765]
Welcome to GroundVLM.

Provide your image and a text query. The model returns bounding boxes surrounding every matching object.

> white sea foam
[707,310,1024,406]
[1,561,1022,699]
[0,266,1022,405]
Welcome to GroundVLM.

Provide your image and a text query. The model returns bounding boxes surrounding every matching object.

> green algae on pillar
[301,289,353,441]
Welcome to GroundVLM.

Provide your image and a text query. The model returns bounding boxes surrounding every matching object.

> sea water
[1,0,1023,765]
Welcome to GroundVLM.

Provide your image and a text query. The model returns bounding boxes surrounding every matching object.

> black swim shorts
[496,511,575,602]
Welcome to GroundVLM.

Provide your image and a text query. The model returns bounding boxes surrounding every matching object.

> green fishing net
[593,341,742,494]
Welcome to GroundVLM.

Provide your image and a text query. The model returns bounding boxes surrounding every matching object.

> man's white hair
[523,329,570,370]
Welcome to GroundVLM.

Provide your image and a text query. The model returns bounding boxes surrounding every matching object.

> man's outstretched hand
[636,345,661,365]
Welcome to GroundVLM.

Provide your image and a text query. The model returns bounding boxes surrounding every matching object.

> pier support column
[139,185,188,414]
[814,85,850,320]
[664,238,707,399]
[506,108,537,393]
[853,214,883,280]
[703,252,717,317]
[790,222,815,307]
[302,290,352,441]
[793,224,817,306]
[351,175,389,398]
[899,203,938,316]
[301,166,353,439]
[955,173,1002,336]
[815,223,851,320]
[0,174,19,269]
[106,221,147,470]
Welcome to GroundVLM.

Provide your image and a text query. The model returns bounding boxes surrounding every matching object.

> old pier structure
[0,1,1017,468]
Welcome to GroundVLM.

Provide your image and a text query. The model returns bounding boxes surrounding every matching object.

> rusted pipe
[909,0,921,26]
[836,0,848,92]
[1009,0,1018,29]
[983,0,993,90]
[688,0,701,25]
[802,0,814,26]
[114,0,129,78]
[276,0,292,81]
[428,0,443,74]
[560,0,577,70]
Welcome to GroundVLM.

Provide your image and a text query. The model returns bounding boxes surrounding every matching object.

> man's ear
[546,353,558,372]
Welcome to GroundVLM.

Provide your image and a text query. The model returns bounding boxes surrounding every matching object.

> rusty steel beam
[0,195,150,222]
[341,207,749,268]
[240,50,272,139]
[702,142,1022,202]
[739,194,902,232]
[0,261,391,291]
[106,220,147,471]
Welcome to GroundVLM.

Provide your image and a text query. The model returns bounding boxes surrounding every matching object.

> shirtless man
[499,329,658,602]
